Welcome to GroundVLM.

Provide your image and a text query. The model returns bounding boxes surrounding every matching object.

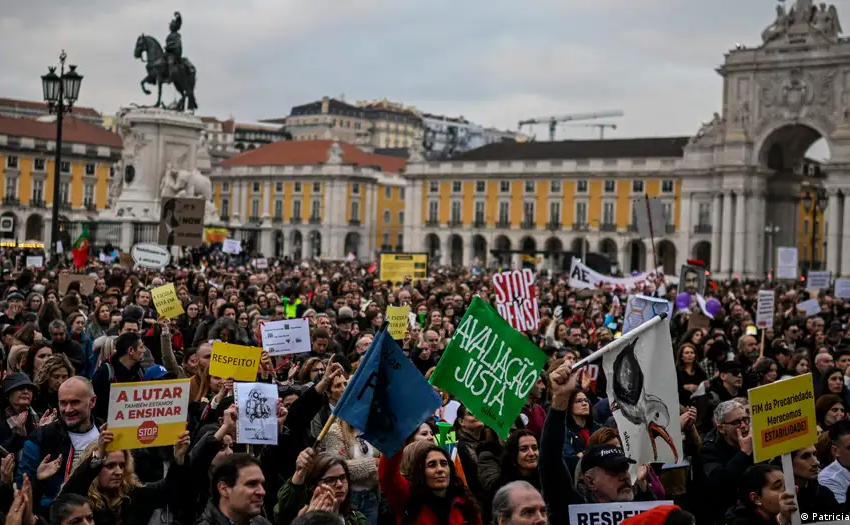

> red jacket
[379,451,482,525]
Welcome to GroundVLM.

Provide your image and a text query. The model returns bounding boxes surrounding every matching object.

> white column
[842,195,850,277]
[720,192,734,276]
[233,181,243,220]
[827,191,841,274]
[710,193,722,272]
[462,233,472,267]
[745,194,762,279]
[733,193,746,277]
[262,182,270,218]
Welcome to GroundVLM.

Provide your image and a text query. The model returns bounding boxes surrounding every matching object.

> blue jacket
[562,417,602,474]
[68,329,95,378]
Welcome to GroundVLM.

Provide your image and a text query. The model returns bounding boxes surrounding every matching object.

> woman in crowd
[562,389,601,472]
[31,353,74,415]
[20,341,53,381]
[478,430,541,525]
[676,343,707,406]
[815,394,846,432]
[724,465,797,525]
[816,367,850,406]
[323,419,379,525]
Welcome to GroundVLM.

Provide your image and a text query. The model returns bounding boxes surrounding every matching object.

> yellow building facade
[0,115,122,244]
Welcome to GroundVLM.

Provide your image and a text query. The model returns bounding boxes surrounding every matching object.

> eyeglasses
[724,416,751,427]
[574,398,590,405]
[319,474,348,486]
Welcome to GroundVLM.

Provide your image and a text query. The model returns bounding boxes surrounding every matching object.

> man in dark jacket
[791,445,843,521]
[692,361,742,434]
[17,376,101,513]
[49,319,88,379]
[701,399,754,525]
[91,331,145,421]
[196,453,272,525]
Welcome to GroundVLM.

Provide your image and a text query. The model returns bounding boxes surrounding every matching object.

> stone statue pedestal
[108,107,205,221]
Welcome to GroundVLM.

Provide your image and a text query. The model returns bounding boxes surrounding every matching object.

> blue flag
[333,328,442,456]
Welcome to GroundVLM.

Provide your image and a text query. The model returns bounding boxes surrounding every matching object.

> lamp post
[764,223,780,280]
[802,189,828,271]
[41,51,83,261]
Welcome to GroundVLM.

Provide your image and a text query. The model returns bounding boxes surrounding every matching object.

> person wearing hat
[0,372,53,455]
[692,360,743,434]
[332,306,357,358]
[0,290,26,329]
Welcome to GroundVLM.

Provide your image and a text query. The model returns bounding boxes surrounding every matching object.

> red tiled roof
[220,140,406,173]
[0,115,122,148]
[0,97,101,119]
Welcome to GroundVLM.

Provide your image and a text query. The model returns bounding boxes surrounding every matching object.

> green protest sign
[430,296,547,438]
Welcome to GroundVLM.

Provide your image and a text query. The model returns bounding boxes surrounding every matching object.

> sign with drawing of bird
[602,317,684,471]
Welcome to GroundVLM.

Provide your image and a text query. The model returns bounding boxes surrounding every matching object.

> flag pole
[572,312,668,371]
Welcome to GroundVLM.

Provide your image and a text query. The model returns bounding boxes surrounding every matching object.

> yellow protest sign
[386,306,410,339]
[210,341,262,382]
[151,283,185,319]
[748,373,817,463]
[379,253,428,283]
[106,379,190,451]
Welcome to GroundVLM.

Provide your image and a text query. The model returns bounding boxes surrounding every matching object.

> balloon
[705,298,722,317]
[675,292,691,310]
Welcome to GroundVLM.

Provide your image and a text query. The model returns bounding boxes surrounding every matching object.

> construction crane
[565,122,618,139]
[518,110,624,141]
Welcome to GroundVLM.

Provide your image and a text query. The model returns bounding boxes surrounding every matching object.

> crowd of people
[0,249,848,525]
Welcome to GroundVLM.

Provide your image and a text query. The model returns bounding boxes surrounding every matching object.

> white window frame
[575,201,587,225]
[576,180,589,194]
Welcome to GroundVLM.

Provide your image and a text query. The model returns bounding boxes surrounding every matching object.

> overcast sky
[0,0,839,150]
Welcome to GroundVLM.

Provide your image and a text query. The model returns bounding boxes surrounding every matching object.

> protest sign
[623,295,669,334]
[378,252,428,283]
[151,283,184,319]
[796,298,821,318]
[806,271,831,290]
[386,305,410,339]
[159,197,204,247]
[569,501,676,525]
[260,319,310,356]
[131,243,170,269]
[223,238,242,254]
[756,290,775,329]
[25,255,43,268]
[334,328,442,456]
[234,382,278,445]
[430,296,547,439]
[602,317,683,471]
[58,274,96,295]
[776,247,798,280]
[569,259,663,294]
[106,379,190,451]
[835,279,850,299]
[253,258,268,269]
[210,341,262,382]
[492,269,540,332]
[749,373,817,463]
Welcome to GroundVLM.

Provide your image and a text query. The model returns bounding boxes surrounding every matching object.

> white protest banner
[776,247,798,280]
[253,258,268,269]
[796,298,821,318]
[835,279,850,299]
[131,243,170,269]
[569,501,676,525]
[492,268,540,331]
[234,382,278,445]
[223,238,242,254]
[806,271,831,290]
[756,290,775,329]
[25,256,43,268]
[602,318,683,480]
[623,295,670,334]
[106,379,190,451]
[569,258,663,294]
[261,318,311,356]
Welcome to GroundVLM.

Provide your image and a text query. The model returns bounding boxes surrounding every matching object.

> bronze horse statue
[134,34,198,111]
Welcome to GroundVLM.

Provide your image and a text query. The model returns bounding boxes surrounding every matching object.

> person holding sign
[59,426,192,525]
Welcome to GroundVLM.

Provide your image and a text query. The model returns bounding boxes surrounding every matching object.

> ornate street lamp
[42,51,83,261]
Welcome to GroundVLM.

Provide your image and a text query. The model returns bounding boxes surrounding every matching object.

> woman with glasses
[562,390,602,474]
[275,448,366,525]
[323,418,380,525]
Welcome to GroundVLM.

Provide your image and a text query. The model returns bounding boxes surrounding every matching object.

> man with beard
[17,376,101,512]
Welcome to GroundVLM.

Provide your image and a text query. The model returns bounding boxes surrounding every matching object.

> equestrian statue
[134,12,198,111]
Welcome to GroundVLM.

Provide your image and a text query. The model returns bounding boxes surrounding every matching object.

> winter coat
[197,501,272,525]
[700,428,754,525]
[274,479,367,525]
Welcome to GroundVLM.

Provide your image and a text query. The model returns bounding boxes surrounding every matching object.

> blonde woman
[59,426,191,525]
[32,354,74,415]
[323,418,379,525]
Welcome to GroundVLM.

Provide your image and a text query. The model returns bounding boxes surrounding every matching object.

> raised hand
[96,424,114,458]
[36,454,62,481]
[549,362,580,411]
[316,362,344,394]
[173,430,191,465]
[38,409,57,427]
[0,454,14,484]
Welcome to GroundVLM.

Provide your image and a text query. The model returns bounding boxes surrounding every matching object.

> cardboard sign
[386,305,410,339]
[210,341,262,381]
[378,252,428,283]
[234,382,278,445]
[687,313,711,331]
[151,283,185,319]
[756,290,775,329]
[569,501,676,525]
[58,274,96,295]
[223,238,242,254]
[492,269,540,332]
[806,271,831,291]
[159,197,205,247]
[260,319,310,356]
[748,373,817,463]
[106,379,190,451]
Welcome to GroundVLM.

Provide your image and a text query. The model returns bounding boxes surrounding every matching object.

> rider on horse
[165,12,183,84]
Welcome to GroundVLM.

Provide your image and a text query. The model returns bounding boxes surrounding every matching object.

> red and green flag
[71,225,90,268]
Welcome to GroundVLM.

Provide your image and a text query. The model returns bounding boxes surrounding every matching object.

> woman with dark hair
[275,448,366,525]
[816,367,850,406]
[676,343,707,406]
[815,394,846,432]
[20,340,53,381]
[379,442,482,525]
[478,430,541,524]
[725,464,797,525]
[452,404,486,499]
[563,390,601,473]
